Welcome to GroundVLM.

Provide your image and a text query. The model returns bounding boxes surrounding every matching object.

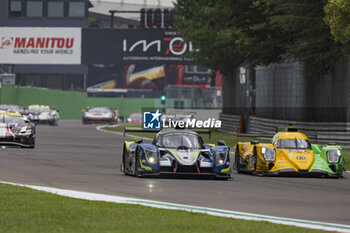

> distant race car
[121,128,231,179]
[126,112,142,124]
[28,105,59,125]
[235,126,345,177]
[0,112,36,148]
[0,104,30,120]
[82,107,118,124]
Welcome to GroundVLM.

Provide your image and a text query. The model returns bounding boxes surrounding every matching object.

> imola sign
[82,29,196,65]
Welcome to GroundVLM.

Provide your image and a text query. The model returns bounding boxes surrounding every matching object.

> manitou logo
[13,37,75,49]
[123,37,195,56]
[0,37,14,49]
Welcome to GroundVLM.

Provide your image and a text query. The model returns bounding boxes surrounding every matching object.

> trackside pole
[235,128,239,146]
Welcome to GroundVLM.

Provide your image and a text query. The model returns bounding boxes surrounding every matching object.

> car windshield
[0,115,25,124]
[8,106,24,112]
[30,108,50,113]
[159,133,204,149]
[0,105,9,110]
[277,139,311,149]
[88,108,111,113]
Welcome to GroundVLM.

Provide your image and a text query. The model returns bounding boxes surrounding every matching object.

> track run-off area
[0,121,349,231]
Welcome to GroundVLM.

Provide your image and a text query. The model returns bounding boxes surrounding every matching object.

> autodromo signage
[0,27,81,64]
[122,31,195,63]
[0,28,194,65]
[82,29,196,65]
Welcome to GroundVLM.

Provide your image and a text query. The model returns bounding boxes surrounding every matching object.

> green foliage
[175,0,346,79]
[269,0,343,79]
[175,0,286,75]
[324,0,350,44]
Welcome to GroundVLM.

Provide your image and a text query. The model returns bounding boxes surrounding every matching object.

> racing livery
[121,128,231,179]
[0,112,36,148]
[82,107,118,124]
[28,105,59,125]
[235,127,345,177]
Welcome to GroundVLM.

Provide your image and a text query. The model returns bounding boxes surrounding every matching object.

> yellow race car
[235,127,345,177]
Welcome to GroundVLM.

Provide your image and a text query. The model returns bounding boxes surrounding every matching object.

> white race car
[28,105,59,125]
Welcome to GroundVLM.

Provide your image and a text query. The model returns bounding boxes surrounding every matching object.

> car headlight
[144,149,158,164]
[214,151,228,166]
[19,127,31,134]
[20,126,28,133]
[261,147,275,162]
[327,149,341,164]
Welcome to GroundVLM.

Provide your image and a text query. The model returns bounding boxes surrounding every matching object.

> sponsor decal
[296,155,306,160]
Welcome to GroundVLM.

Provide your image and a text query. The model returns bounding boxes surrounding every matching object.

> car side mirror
[217,140,226,146]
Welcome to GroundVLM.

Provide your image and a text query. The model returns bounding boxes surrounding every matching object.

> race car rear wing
[234,128,318,145]
[123,127,211,139]
[123,127,159,137]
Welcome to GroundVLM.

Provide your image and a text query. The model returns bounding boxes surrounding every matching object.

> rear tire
[252,147,258,175]
[235,146,243,174]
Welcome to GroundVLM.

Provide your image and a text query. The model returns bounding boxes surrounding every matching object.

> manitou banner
[0,27,81,64]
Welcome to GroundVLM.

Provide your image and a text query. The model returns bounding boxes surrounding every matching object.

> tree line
[175,0,350,79]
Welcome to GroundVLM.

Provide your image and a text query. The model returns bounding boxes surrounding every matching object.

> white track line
[1,181,350,233]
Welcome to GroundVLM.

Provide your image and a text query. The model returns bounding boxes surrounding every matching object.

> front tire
[134,149,141,177]
[121,145,127,175]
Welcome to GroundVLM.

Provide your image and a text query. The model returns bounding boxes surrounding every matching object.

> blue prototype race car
[121,128,231,179]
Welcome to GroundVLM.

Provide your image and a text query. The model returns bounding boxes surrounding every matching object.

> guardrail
[219,114,350,148]
[218,113,241,133]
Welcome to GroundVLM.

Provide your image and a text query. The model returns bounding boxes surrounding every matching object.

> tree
[174,0,287,76]
[270,0,343,79]
[175,0,345,79]
[324,0,350,44]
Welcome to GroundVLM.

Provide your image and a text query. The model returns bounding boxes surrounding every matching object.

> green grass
[0,183,322,233]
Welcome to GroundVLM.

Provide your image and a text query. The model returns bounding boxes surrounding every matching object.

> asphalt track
[0,121,349,225]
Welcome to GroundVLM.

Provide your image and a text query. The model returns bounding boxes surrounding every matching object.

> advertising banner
[82,29,195,65]
[0,27,81,64]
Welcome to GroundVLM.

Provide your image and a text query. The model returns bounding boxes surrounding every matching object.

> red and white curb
[1,181,350,233]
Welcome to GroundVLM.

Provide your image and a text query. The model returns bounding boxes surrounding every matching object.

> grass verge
[103,124,350,171]
[0,183,322,233]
